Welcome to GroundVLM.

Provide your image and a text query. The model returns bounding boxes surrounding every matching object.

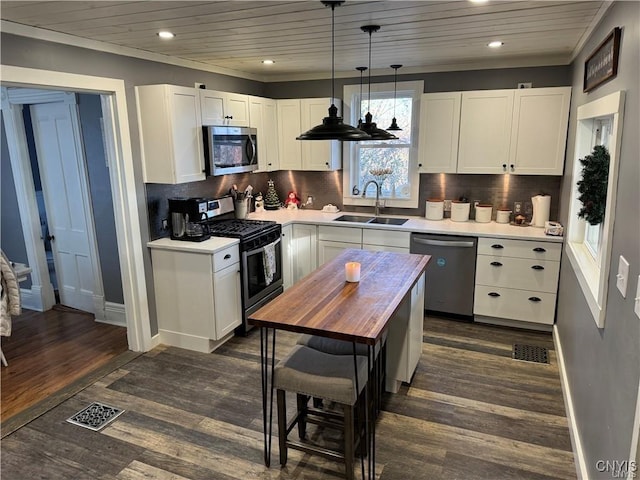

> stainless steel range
[205,196,283,335]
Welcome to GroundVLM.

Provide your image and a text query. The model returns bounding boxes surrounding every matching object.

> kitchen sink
[333,215,408,226]
[333,214,375,223]
[368,217,409,225]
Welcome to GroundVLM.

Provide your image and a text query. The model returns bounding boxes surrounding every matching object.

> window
[342,81,423,208]
[566,91,625,328]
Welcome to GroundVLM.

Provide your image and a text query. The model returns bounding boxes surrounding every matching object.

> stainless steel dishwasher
[410,233,477,318]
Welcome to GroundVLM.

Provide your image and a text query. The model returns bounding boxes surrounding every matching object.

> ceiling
[1,1,609,82]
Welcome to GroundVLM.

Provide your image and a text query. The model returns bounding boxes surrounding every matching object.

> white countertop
[247,208,564,243]
[147,236,239,253]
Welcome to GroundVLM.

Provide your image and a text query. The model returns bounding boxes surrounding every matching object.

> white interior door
[29,101,97,313]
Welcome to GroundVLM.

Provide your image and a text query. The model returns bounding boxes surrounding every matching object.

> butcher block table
[249,248,430,478]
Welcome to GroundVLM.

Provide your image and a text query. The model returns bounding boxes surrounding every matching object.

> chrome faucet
[362,180,383,216]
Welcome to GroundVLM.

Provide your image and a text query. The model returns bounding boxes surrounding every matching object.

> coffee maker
[168,197,211,241]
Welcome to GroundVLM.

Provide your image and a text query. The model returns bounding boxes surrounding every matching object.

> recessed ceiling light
[157,31,175,39]
[488,41,504,48]
[261,59,275,65]
[470,0,489,3]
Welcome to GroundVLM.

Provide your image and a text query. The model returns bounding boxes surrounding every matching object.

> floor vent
[512,344,549,364]
[67,402,124,431]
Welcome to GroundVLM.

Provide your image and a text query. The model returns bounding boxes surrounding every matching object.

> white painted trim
[1,65,152,352]
[19,287,42,312]
[95,302,127,328]
[554,324,588,480]
[149,333,163,350]
[158,329,234,354]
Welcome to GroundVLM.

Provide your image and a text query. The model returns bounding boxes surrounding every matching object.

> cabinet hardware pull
[533,247,546,252]
[531,265,544,270]
[510,164,515,171]
[488,292,500,297]
[224,254,231,259]
[528,296,542,302]
[418,163,423,168]
[502,164,507,171]
[490,261,503,267]
[491,244,504,249]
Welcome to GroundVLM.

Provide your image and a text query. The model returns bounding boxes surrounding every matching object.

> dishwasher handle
[412,237,476,248]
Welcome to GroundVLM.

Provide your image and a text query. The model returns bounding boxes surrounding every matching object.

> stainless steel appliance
[410,233,477,319]
[203,126,258,176]
[206,196,283,335]
[168,197,212,242]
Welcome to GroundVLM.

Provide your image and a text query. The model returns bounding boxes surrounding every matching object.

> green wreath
[576,145,609,225]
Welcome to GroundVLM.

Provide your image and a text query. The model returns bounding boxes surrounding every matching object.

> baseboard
[20,286,43,311]
[95,302,126,327]
[149,333,162,350]
[554,324,588,480]
[474,315,553,332]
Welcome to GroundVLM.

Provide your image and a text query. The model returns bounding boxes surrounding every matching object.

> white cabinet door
[281,224,294,290]
[300,98,342,170]
[408,272,425,375]
[136,84,205,184]
[200,89,249,126]
[509,87,571,175]
[318,240,362,266]
[213,263,242,339]
[291,223,317,282]
[457,90,514,174]
[250,96,279,172]
[277,99,303,170]
[418,92,461,173]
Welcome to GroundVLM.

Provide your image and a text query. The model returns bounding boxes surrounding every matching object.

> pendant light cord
[367,30,372,113]
[393,67,397,117]
[331,3,335,105]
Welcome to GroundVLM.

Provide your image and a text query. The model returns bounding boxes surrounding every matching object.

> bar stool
[297,333,387,415]
[274,344,369,480]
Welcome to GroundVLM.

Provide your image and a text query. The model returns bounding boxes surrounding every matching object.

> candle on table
[345,262,361,282]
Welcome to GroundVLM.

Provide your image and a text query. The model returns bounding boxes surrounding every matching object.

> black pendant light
[297,1,370,141]
[387,64,403,131]
[356,66,367,128]
[358,25,397,141]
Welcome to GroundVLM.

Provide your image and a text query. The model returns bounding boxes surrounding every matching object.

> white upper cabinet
[135,84,205,184]
[199,89,250,126]
[249,95,279,172]
[457,89,515,174]
[277,99,303,170]
[277,98,342,171]
[417,92,461,173]
[508,87,571,175]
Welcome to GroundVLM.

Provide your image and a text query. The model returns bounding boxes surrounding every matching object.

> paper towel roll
[531,195,551,227]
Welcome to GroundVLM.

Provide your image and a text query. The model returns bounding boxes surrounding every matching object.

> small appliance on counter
[168,197,212,242]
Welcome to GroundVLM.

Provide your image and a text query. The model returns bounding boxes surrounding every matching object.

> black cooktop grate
[207,219,277,238]
[512,344,549,364]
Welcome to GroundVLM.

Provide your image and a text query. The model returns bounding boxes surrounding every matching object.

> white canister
[425,199,444,220]
[475,204,492,223]
[451,201,470,222]
[496,208,511,224]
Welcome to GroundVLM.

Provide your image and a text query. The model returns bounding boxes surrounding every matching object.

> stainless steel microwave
[204,126,258,176]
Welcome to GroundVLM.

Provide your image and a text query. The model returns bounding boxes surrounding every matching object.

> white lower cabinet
[386,271,425,393]
[150,245,241,352]
[291,224,317,282]
[318,226,362,265]
[474,237,561,326]
[281,224,294,290]
[362,229,410,252]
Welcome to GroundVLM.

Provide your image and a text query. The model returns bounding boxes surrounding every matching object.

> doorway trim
[1,65,151,352]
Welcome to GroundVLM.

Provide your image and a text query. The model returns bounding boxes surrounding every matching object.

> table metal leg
[259,327,277,467]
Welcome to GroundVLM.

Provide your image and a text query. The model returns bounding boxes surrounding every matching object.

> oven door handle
[245,237,281,257]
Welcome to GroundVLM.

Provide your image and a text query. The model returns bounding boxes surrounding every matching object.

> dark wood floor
[1,306,129,421]
[0,316,576,479]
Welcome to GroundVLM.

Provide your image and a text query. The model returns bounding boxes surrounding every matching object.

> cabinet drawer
[213,246,240,272]
[362,229,410,248]
[318,225,362,244]
[474,285,556,325]
[476,256,560,293]
[477,237,561,261]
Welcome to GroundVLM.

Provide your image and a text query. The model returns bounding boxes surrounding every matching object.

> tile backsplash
[146,171,560,239]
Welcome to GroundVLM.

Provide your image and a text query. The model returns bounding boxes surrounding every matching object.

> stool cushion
[297,332,385,357]
[274,345,368,405]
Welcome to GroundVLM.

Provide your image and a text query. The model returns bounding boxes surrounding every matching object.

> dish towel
[262,241,277,286]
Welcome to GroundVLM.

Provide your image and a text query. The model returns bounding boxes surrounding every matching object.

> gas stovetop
[207,219,278,240]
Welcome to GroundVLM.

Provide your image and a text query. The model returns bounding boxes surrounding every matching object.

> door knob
[46,234,55,241]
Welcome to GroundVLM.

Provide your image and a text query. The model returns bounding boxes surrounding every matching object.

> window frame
[342,80,423,209]
[566,91,625,328]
